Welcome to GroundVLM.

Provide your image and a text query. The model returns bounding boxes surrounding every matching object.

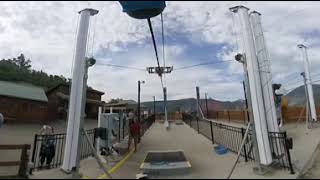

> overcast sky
[0,1,320,102]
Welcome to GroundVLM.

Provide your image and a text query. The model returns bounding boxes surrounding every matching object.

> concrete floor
[282,122,320,179]
[282,122,320,173]
[79,121,237,179]
[77,121,296,179]
[3,119,319,179]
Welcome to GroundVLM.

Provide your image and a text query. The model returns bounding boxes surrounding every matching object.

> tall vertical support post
[242,81,250,123]
[196,86,200,133]
[153,96,156,117]
[301,72,311,129]
[205,93,209,118]
[230,5,272,166]
[61,8,98,173]
[97,106,102,153]
[138,80,141,123]
[163,87,169,129]
[298,44,317,122]
[250,11,279,133]
[242,79,260,163]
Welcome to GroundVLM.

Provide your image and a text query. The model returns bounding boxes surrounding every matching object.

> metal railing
[182,112,294,174]
[30,114,155,173]
[30,129,95,172]
[141,114,156,136]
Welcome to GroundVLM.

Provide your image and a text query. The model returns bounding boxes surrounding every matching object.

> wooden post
[18,144,30,178]
[228,111,231,122]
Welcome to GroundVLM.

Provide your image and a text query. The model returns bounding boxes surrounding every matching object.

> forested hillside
[0,53,68,90]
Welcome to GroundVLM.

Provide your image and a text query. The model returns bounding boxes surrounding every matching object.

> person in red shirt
[128,118,141,152]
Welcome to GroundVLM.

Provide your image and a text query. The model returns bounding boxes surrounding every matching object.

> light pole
[138,80,145,123]
[205,93,209,118]
[298,44,317,122]
[301,72,311,129]
[153,96,156,116]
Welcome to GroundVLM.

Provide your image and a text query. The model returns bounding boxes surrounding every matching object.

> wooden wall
[0,96,48,123]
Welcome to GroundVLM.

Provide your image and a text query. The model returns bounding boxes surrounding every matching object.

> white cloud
[0,1,320,102]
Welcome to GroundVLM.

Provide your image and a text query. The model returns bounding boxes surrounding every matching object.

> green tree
[13,53,31,70]
[0,53,68,89]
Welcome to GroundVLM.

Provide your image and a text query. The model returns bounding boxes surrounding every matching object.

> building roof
[46,82,105,95]
[0,81,48,102]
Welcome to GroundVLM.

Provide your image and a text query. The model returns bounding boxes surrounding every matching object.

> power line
[283,78,320,95]
[97,63,146,71]
[282,71,320,87]
[174,60,234,71]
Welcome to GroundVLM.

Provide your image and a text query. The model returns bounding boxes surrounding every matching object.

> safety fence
[204,107,320,125]
[30,114,155,173]
[282,106,320,123]
[182,112,295,174]
[30,129,95,172]
[206,110,249,125]
[141,114,156,136]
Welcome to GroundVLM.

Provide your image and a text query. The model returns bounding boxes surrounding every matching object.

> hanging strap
[161,13,166,86]
[147,18,162,77]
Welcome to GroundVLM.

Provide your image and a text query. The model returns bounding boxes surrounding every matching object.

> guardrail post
[123,116,125,139]
[18,144,29,178]
[118,115,121,142]
[29,134,37,175]
[197,117,200,134]
[241,128,248,162]
[210,121,214,144]
[284,132,295,174]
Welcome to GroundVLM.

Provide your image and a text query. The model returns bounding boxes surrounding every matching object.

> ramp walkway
[78,121,295,179]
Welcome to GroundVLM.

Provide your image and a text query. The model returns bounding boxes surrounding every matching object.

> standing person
[38,125,55,169]
[127,118,141,152]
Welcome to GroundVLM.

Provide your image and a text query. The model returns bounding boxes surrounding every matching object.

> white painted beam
[250,11,279,133]
[230,5,273,166]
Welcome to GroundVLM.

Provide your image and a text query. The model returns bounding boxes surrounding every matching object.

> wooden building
[46,83,105,121]
[0,81,48,123]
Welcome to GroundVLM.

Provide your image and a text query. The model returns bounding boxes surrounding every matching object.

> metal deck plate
[140,150,191,176]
